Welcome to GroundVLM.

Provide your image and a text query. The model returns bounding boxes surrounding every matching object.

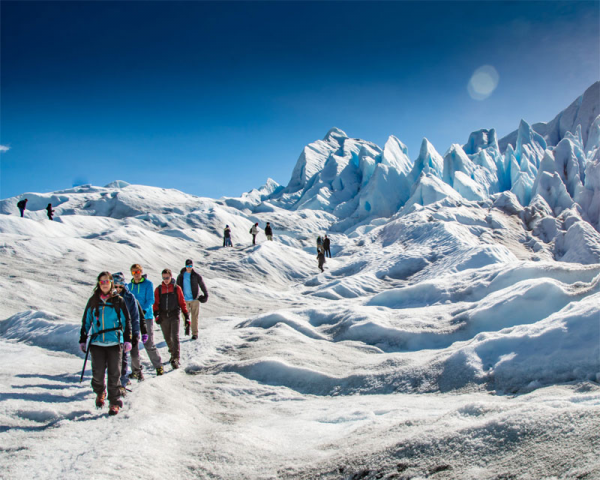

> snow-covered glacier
[0,82,599,479]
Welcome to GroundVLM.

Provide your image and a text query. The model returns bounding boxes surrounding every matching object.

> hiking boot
[108,404,120,416]
[156,366,164,376]
[129,371,144,382]
[191,335,198,341]
[95,391,106,409]
[170,359,180,370]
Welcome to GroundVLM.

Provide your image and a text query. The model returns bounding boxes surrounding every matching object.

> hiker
[17,198,27,217]
[176,259,209,341]
[224,225,233,247]
[323,235,331,258]
[317,250,326,273]
[153,268,190,370]
[265,222,273,241]
[79,272,132,416]
[46,203,55,221]
[112,272,145,391]
[316,235,324,254]
[250,222,259,245]
[129,264,163,376]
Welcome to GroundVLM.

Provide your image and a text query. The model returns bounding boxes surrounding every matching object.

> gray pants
[159,314,180,362]
[90,344,122,404]
[132,318,162,370]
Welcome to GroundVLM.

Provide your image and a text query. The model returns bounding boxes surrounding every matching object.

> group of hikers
[223,222,274,246]
[17,199,54,220]
[79,260,208,415]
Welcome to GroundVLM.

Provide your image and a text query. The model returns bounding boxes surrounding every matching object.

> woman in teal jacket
[80,271,132,416]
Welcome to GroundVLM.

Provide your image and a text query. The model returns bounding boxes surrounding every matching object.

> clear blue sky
[1,1,598,200]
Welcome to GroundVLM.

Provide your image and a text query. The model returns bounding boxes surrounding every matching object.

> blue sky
[1,1,598,200]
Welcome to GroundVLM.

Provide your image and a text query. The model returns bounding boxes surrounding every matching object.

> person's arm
[197,274,209,303]
[120,299,132,343]
[153,286,160,317]
[79,298,92,343]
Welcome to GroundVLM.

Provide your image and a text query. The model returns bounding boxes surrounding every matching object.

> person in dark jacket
[46,203,55,220]
[223,225,233,247]
[265,222,273,241]
[17,199,27,217]
[153,268,190,370]
[176,259,208,341]
[323,235,331,258]
[129,263,163,376]
[112,272,146,389]
[317,250,326,273]
[316,235,324,254]
[79,271,132,416]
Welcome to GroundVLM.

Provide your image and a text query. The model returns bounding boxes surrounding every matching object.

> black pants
[325,247,331,258]
[19,208,24,217]
[90,344,123,404]
[160,314,180,361]
[252,234,256,245]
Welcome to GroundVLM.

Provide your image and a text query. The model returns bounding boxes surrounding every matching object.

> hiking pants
[186,300,200,337]
[325,247,331,258]
[132,318,162,371]
[19,208,24,218]
[159,314,180,361]
[252,234,256,245]
[266,235,273,241]
[120,350,130,387]
[90,344,123,404]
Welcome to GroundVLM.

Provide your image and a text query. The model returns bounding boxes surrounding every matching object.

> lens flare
[468,65,500,101]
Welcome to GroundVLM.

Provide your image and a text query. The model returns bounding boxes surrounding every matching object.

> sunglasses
[115,285,124,289]
[99,279,111,285]
[185,265,192,268]
[162,276,171,280]
[131,270,142,274]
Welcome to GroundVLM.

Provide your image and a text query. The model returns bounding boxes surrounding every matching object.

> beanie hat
[112,272,126,286]
[185,259,193,267]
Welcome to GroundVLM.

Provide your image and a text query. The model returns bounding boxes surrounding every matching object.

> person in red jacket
[153,268,189,370]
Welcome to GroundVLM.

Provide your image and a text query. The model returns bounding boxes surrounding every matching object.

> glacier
[0,82,599,479]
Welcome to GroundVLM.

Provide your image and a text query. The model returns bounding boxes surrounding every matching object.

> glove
[124,342,132,353]
[142,334,149,344]
[185,319,191,336]
[79,342,87,353]
[199,295,208,304]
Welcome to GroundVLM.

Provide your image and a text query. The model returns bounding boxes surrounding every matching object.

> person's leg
[106,345,123,405]
[160,317,174,361]
[120,349,130,387]
[130,340,142,376]
[188,300,199,336]
[90,345,107,395]
[252,234,256,245]
[170,315,181,362]
[143,318,163,368]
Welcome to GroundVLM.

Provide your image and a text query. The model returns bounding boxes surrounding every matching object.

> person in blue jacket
[129,263,163,376]
[79,271,132,416]
[112,272,145,391]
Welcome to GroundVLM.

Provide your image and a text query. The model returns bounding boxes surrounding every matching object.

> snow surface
[1,84,599,479]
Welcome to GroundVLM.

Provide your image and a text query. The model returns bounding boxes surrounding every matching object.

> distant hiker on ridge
[250,222,260,245]
[323,234,331,258]
[79,271,132,416]
[46,203,55,221]
[176,259,209,341]
[17,198,27,217]
[317,249,326,273]
[265,222,273,241]
[129,263,164,376]
[224,225,233,247]
[153,268,190,370]
[316,235,324,254]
